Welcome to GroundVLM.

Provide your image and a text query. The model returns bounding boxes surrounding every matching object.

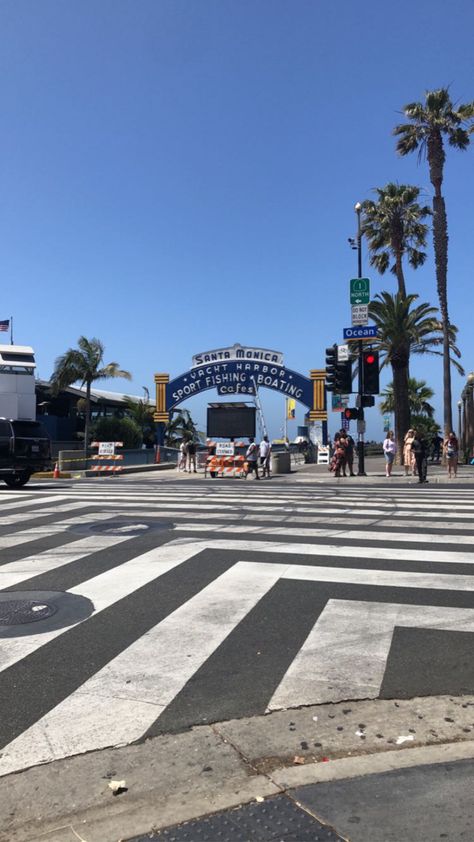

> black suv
[0,419,52,487]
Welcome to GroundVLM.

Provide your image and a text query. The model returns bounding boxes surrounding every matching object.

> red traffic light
[365,353,376,364]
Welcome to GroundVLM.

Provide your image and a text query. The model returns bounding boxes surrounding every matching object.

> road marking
[269,599,474,709]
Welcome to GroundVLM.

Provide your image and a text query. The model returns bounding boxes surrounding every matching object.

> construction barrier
[90,441,124,474]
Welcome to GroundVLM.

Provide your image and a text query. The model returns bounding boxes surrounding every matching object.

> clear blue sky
[1,0,473,440]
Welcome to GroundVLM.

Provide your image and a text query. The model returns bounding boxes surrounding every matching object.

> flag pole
[10,316,13,345]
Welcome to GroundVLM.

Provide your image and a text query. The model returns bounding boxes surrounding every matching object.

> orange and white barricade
[90,441,124,474]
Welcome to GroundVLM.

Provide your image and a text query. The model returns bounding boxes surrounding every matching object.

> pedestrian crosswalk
[1,477,474,777]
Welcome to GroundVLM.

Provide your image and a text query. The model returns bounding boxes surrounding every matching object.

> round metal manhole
[72,519,173,537]
[0,599,58,626]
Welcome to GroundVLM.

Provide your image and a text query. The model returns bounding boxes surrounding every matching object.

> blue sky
[1,0,473,440]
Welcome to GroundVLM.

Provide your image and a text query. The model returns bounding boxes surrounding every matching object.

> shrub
[92,416,143,449]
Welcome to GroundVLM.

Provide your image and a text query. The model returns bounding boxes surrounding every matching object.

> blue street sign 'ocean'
[343,325,378,342]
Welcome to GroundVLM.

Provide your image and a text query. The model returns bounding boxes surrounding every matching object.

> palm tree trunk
[394,251,406,298]
[84,380,91,464]
[429,133,453,436]
[392,363,411,464]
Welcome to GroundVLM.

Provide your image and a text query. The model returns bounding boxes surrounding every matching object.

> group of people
[178,438,197,473]
[382,428,460,482]
[329,430,356,477]
[245,436,272,479]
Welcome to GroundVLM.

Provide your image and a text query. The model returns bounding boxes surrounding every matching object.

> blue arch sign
[168,360,313,410]
[154,345,327,436]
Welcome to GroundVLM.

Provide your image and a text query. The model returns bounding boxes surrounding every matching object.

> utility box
[271,450,291,474]
[0,345,37,420]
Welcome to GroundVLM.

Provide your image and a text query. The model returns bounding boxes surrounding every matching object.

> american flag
[0,320,9,332]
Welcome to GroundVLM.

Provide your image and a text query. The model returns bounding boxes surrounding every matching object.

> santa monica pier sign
[153,344,327,428]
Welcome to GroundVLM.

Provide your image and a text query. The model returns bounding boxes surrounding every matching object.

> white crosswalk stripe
[0,478,474,776]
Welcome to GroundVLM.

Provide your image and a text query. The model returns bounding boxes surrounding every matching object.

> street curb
[3,694,474,842]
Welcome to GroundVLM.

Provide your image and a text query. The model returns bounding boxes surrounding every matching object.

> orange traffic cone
[53,462,60,479]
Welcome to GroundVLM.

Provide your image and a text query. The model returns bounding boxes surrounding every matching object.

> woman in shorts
[383,430,396,477]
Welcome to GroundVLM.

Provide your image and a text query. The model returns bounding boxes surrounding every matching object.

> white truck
[0,345,51,486]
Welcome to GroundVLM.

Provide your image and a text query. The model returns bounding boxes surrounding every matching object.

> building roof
[36,379,149,406]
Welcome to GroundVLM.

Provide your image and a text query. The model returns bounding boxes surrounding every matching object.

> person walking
[333,433,347,478]
[245,438,259,479]
[411,431,428,483]
[186,438,197,473]
[403,429,416,476]
[444,432,459,478]
[383,430,396,477]
[178,439,187,472]
[344,432,356,476]
[259,435,272,478]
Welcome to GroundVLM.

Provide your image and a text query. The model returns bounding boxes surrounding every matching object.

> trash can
[271,450,291,474]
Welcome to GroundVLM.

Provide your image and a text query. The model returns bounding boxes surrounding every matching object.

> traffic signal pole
[355,202,366,476]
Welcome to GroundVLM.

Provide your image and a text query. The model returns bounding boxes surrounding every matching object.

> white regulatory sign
[337,344,349,362]
[215,442,235,456]
[98,442,115,456]
[351,304,369,326]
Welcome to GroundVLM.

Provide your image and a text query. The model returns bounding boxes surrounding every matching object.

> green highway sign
[350,277,370,305]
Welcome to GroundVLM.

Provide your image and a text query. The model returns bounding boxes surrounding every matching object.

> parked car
[0,418,51,486]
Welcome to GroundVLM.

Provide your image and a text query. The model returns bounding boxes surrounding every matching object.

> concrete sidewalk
[2,694,474,841]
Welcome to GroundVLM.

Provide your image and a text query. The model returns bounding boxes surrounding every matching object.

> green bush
[92,416,143,449]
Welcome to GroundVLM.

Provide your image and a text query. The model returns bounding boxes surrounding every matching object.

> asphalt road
[1,475,474,778]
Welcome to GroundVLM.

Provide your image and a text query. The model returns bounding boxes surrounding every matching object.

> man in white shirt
[245,438,260,479]
[259,435,271,477]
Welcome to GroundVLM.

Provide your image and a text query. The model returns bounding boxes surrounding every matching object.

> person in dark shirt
[431,433,443,462]
[411,432,428,483]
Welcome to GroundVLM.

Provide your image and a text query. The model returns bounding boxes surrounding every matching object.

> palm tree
[123,397,156,447]
[369,292,463,460]
[165,408,197,448]
[380,378,435,418]
[393,88,474,433]
[51,337,132,456]
[361,183,431,298]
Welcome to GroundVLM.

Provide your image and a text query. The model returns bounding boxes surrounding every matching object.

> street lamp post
[467,373,474,461]
[354,201,366,476]
[457,399,462,444]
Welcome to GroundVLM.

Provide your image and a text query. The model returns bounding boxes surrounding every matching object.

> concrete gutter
[2,694,474,842]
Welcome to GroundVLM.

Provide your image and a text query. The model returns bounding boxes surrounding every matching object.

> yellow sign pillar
[308,369,327,421]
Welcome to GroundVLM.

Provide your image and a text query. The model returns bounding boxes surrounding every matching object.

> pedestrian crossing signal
[344,407,359,421]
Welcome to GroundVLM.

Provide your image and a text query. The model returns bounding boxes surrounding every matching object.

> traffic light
[362,350,380,395]
[344,407,360,421]
[361,395,375,408]
[336,360,352,393]
[325,345,338,392]
[325,345,352,393]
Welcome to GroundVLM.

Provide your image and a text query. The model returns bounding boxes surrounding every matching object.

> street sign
[350,277,370,305]
[357,419,366,434]
[331,393,350,412]
[351,304,369,326]
[337,343,349,361]
[215,442,235,456]
[98,442,115,456]
[343,325,378,342]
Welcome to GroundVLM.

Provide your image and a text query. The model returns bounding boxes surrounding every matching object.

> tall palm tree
[361,183,431,298]
[393,88,474,433]
[369,292,463,460]
[51,337,132,455]
[380,378,435,418]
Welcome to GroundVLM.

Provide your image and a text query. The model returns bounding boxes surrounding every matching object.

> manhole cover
[0,599,57,626]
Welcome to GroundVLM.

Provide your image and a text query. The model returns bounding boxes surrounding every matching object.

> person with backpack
[245,438,259,479]
[444,432,459,478]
